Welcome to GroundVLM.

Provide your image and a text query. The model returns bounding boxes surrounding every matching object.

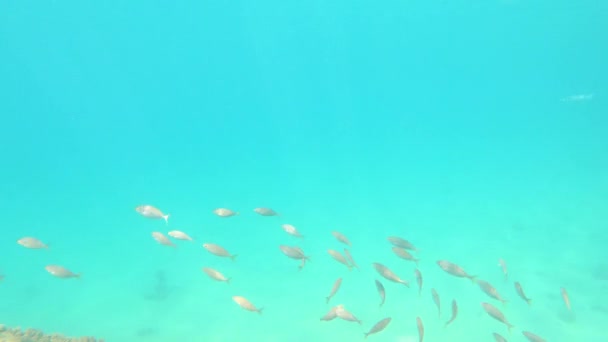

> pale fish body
[254,207,278,216]
[281,224,304,238]
[372,262,409,287]
[233,296,263,314]
[477,279,507,304]
[328,249,352,270]
[213,208,238,217]
[202,267,230,283]
[320,306,338,321]
[326,278,343,303]
[17,237,48,249]
[45,265,80,279]
[365,317,392,339]
[335,305,361,324]
[387,236,418,251]
[135,205,169,224]
[344,249,359,269]
[431,288,441,318]
[152,232,175,247]
[522,331,547,342]
[416,317,424,342]
[331,231,351,246]
[168,230,193,241]
[392,246,419,265]
[481,302,514,332]
[375,280,386,307]
[203,243,237,260]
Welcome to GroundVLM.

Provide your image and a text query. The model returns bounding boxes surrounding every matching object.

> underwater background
[1,0,607,341]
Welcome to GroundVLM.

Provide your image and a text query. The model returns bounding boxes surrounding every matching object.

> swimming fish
[414,269,423,297]
[498,258,508,280]
[375,280,386,307]
[320,306,338,321]
[167,230,193,241]
[202,267,230,283]
[436,260,476,281]
[213,208,238,217]
[233,296,263,314]
[203,243,237,260]
[561,287,571,310]
[326,278,343,303]
[392,247,419,265]
[522,331,547,342]
[279,245,310,270]
[45,265,80,279]
[17,237,49,249]
[416,316,424,342]
[477,279,507,305]
[135,205,169,224]
[445,299,458,327]
[387,236,418,252]
[514,281,532,305]
[331,231,351,246]
[152,232,175,247]
[372,262,409,287]
[344,248,359,270]
[254,207,278,216]
[481,302,514,333]
[281,224,304,238]
[431,288,441,318]
[335,305,362,324]
[365,317,391,339]
[492,332,507,342]
[328,249,352,270]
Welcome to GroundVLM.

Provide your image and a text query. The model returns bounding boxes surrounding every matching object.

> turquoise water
[1,0,607,341]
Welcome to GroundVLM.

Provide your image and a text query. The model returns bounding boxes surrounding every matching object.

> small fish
[344,248,359,270]
[17,237,49,249]
[414,269,423,297]
[45,265,80,279]
[477,279,507,304]
[281,224,304,238]
[167,230,193,241]
[364,317,391,339]
[152,232,175,247]
[481,302,514,333]
[561,93,594,102]
[233,296,263,314]
[335,305,362,324]
[375,280,386,307]
[561,287,571,310]
[514,282,532,305]
[326,278,343,303]
[331,231,351,246]
[387,236,418,252]
[253,207,278,216]
[416,316,424,342]
[213,208,238,217]
[320,306,338,321]
[436,260,476,281]
[492,332,508,342]
[372,262,409,287]
[202,267,230,283]
[522,331,547,342]
[392,247,419,265]
[328,249,352,270]
[445,299,458,327]
[498,258,508,280]
[203,243,237,260]
[279,245,310,270]
[135,205,169,224]
[431,288,441,318]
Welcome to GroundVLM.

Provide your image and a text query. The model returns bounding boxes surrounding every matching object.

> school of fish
[3,204,574,341]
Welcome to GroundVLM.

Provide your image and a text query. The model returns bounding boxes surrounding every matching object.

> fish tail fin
[470,275,478,283]
[231,254,238,261]
[325,297,330,304]
[257,307,264,315]
[526,298,532,306]
[75,273,82,279]
[507,324,514,334]
[364,333,369,339]
[226,278,231,284]
[163,214,170,225]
